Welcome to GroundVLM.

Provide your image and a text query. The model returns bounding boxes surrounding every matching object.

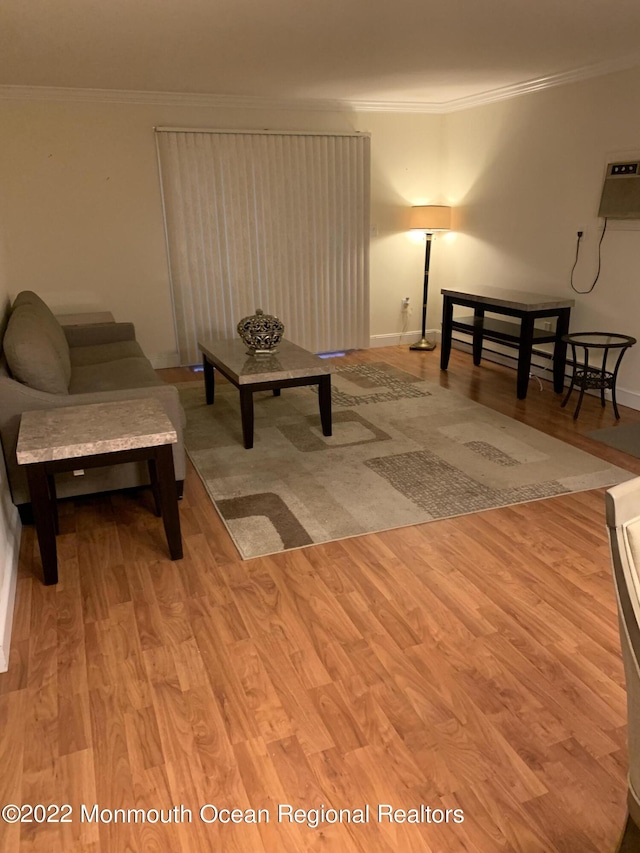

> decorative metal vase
[237,308,285,355]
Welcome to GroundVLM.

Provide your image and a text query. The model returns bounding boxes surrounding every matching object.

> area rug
[178,362,632,559]
[587,422,640,459]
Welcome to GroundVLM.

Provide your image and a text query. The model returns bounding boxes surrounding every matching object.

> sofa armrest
[63,322,137,348]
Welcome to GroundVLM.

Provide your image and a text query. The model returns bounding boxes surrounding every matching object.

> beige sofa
[0,291,185,521]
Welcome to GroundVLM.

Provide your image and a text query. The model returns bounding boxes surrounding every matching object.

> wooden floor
[2,346,640,853]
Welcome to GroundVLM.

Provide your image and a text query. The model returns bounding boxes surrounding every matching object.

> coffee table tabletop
[197,338,332,384]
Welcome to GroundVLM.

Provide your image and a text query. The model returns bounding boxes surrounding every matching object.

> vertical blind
[155,129,371,365]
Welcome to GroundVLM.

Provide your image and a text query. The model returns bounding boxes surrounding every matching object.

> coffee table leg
[203,355,215,405]
[155,445,183,560]
[273,388,281,396]
[318,375,332,436]
[26,464,58,585]
[240,388,255,449]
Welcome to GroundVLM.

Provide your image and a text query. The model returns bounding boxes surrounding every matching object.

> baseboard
[612,386,640,412]
[0,505,21,673]
[369,330,437,348]
[150,351,181,369]
[452,339,640,412]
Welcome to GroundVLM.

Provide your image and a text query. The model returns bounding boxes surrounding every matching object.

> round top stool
[561,332,636,420]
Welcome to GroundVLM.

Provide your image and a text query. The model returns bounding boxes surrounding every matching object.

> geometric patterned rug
[179,362,632,559]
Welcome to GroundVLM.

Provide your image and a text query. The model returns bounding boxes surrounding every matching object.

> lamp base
[409,337,437,352]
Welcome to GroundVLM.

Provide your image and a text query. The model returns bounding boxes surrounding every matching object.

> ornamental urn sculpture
[237,308,285,355]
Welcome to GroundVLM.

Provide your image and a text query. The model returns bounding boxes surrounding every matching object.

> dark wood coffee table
[198,338,333,449]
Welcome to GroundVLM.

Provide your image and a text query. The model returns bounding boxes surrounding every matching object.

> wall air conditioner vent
[598,161,640,219]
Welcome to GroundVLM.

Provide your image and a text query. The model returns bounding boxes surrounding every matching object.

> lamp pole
[409,232,435,351]
[408,204,451,352]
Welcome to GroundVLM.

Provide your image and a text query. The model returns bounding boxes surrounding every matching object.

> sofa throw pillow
[11,290,71,386]
[12,290,72,380]
[3,305,70,394]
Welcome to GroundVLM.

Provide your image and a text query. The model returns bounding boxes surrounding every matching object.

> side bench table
[17,398,183,585]
[440,287,574,399]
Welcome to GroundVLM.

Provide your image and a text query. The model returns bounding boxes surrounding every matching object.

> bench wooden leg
[155,445,183,560]
[26,464,58,585]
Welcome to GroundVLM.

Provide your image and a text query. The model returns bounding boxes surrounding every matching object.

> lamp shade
[409,205,451,231]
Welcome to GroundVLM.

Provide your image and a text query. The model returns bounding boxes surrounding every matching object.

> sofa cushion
[69,357,164,394]
[3,305,70,394]
[12,291,71,384]
[69,340,145,367]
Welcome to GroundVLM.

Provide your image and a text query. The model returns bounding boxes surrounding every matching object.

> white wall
[441,65,640,404]
[0,98,443,361]
[0,228,21,673]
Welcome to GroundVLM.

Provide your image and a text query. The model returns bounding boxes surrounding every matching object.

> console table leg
[155,445,183,560]
[553,308,571,393]
[240,388,255,449]
[472,308,484,366]
[26,464,58,585]
[318,375,332,436]
[517,316,535,400]
[440,296,453,370]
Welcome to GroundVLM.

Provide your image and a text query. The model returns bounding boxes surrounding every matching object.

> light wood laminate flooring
[2,346,639,853]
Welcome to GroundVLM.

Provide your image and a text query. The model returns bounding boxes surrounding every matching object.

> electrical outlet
[611,163,638,176]
[543,321,552,331]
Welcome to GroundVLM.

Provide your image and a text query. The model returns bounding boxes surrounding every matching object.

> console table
[16,398,183,585]
[440,287,574,400]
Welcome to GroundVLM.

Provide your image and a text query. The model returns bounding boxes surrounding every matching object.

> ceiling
[3,0,640,110]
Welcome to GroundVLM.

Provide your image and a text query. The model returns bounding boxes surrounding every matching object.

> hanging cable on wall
[570,218,608,294]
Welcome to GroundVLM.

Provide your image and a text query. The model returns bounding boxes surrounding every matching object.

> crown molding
[0,85,355,113]
[1,53,640,115]
[435,52,640,113]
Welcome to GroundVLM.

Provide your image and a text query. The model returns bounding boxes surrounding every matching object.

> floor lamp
[409,204,451,351]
